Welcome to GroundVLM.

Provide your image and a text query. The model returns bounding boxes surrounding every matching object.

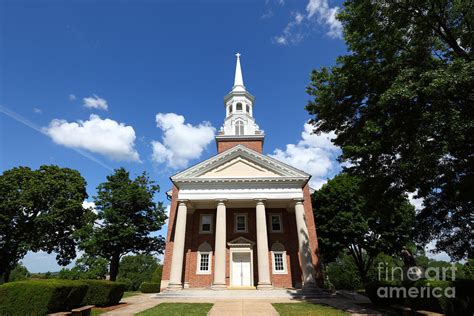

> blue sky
[0,0,448,272]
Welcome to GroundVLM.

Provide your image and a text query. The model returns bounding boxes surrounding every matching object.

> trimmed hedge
[365,280,404,307]
[0,279,88,315]
[80,280,127,307]
[139,282,161,293]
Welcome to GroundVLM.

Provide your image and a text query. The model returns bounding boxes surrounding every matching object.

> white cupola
[219,53,263,137]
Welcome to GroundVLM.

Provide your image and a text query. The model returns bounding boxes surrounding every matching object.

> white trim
[196,251,212,275]
[269,213,283,233]
[171,144,311,181]
[272,251,288,274]
[234,213,248,233]
[178,187,304,201]
[199,214,213,234]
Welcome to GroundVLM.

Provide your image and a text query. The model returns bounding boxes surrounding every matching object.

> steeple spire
[233,53,245,91]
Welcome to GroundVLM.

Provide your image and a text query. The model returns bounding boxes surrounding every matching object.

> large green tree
[313,173,415,283]
[78,168,167,281]
[306,0,473,260]
[0,165,91,282]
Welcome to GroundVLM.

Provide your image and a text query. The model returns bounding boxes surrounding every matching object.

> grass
[91,310,105,316]
[272,303,349,316]
[122,291,141,298]
[137,303,213,316]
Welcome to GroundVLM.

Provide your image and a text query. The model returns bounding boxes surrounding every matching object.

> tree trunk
[2,269,11,283]
[109,253,120,281]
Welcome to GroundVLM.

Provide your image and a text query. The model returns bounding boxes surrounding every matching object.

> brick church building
[160,54,322,291]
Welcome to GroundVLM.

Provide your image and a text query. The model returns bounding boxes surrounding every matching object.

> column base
[211,283,227,290]
[257,283,273,290]
[166,283,183,291]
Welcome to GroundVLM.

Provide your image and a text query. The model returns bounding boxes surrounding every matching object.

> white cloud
[408,191,424,210]
[33,107,42,114]
[274,0,342,45]
[43,114,140,162]
[151,113,215,169]
[83,95,108,110]
[306,0,343,39]
[269,123,341,189]
[82,200,96,213]
[273,11,305,45]
[69,94,77,101]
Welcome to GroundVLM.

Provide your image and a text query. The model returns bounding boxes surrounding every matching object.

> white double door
[231,252,252,287]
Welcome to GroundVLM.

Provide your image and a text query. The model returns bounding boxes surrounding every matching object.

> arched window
[271,242,287,274]
[197,242,212,274]
[235,121,244,135]
[236,103,243,111]
[246,105,250,113]
[228,105,233,114]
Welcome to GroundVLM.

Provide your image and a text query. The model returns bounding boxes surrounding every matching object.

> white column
[294,199,316,288]
[167,200,188,290]
[212,199,227,289]
[255,199,272,289]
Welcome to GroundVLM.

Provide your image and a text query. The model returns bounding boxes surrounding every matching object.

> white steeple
[217,53,264,139]
[233,53,245,92]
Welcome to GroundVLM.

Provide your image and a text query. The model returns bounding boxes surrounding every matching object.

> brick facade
[216,139,263,153]
[161,190,322,290]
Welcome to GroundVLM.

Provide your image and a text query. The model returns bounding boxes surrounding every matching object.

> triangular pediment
[199,156,281,178]
[171,145,310,183]
[228,236,255,247]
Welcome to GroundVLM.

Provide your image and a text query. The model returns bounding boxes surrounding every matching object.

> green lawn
[272,303,349,316]
[123,291,141,298]
[136,303,213,316]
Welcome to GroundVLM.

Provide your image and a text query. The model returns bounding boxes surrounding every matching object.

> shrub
[365,280,405,306]
[0,279,87,315]
[117,255,158,291]
[139,282,161,293]
[80,280,127,307]
[151,265,163,283]
[325,254,362,290]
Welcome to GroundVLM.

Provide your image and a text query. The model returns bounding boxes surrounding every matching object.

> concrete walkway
[102,291,385,316]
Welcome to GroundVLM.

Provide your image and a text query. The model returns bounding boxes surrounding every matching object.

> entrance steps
[157,288,334,299]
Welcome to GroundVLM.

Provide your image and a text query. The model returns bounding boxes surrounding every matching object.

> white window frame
[199,214,213,234]
[235,120,244,135]
[234,213,248,233]
[196,251,212,275]
[269,213,283,233]
[272,251,287,274]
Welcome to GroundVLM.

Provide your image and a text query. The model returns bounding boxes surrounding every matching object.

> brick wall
[216,139,263,153]
[303,184,324,284]
[160,186,179,291]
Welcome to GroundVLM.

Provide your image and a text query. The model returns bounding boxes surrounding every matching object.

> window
[246,105,250,113]
[200,253,210,271]
[270,214,282,232]
[197,242,212,274]
[200,214,213,234]
[235,213,247,232]
[228,105,232,114]
[236,102,243,111]
[235,121,244,135]
[274,253,284,271]
[271,242,287,274]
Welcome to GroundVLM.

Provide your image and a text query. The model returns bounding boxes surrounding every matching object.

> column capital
[177,199,189,204]
[293,198,304,205]
[254,198,267,205]
[215,198,227,205]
